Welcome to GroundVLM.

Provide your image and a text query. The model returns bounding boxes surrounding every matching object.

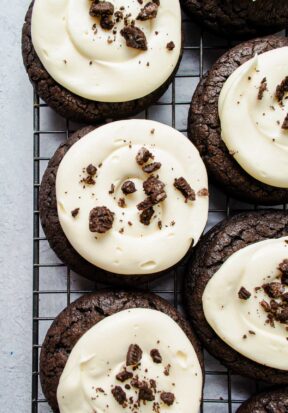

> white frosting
[203,237,288,370]
[56,120,208,275]
[219,47,288,188]
[57,308,203,413]
[31,0,181,102]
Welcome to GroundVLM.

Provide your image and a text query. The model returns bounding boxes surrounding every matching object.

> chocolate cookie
[40,291,204,413]
[22,2,183,124]
[180,0,288,39]
[188,36,288,205]
[237,387,288,412]
[39,122,208,286]
[184,210,288,384]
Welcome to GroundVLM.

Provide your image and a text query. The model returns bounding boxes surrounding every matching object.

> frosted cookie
[39,120,209,285]
[184,210,288,384]
[180,0,288,39]
[188,36,288,205]
[40,291,203,413]
[22,0,182,123]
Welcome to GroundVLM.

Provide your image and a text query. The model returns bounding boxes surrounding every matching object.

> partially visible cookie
[237,387,288,412]
[184,210,288,384]
[180,0,288,39]
[188,36,288,205]
[40,291,204,413]
[22,1,183,123]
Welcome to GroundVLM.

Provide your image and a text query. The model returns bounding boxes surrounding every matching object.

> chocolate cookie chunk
[39,127,194,286]
[40,291,203,413]
[22,2,183,124]
[188,36,288,205]
[180,0,288,39]
[184,210,288,384]
[237,387,288,412]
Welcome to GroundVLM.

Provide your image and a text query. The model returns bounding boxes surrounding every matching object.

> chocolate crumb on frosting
[89,206,114,233]
[238,286,251,300]
[257,77,267,100]
[150,349,162,363]
[142,162,161,174]
[136,147,154,165]
[86,164,97,176]
[138,175,167,211]
[140,207,155,225]
[121,180,137,195]
[275,76,288,104]
[279,259,288,285]
[174,177,195,202]
[263,282,284,298]
[111,386,127,405]
[120,25,147,50]
[89,1,115,31]
[71,208,79,218]
[108,183,115,194]
[163,364,171,376]
[118,198,126,208]
[160,392,175,406]
[282,113,288,129]
[126,344,143,366]
[116,370,133,383]
[138,385,155,402]
[137,2,158,20]
[166,41,175,51]
[197,188,209,197]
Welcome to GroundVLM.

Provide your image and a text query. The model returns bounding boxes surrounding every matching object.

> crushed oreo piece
[238,287,251,300]
[276,76,288,104]
[150,349,162,363]
[126,344,143,366]
[142,162,161,174]
[257,77,267,100]
[121,180,137,195]
[89,1,114,17]
[138,176,167,210]
[282,114,288,130]
[137,2,158,20]
[163,364,171,376]
[109,183,115,194]
[71,208,79,218]
[139,386,155,402]
[116,370,133,382]
[111,386,127,405]
[86,164,97,175]
[136,147,154,165]
[140,207,154,225]
[263,282,285,299]
[81,175,95,186]
[89,206,114,233]
[120,25,147,50]
[137,198,154,211]
[166,41,175,51]
[100,15,114,30]
[197,188,209,197]
[174,177,195,201]
[118,198,126,208]
[160,392,175,406]
[260,300,271,312]
[279,259,288,285]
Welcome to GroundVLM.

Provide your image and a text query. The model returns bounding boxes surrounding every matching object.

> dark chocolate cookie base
[22,2,183,124]
[40,291,204,413]
[188,36,288,205]
[237,387,288,412]
[180,0,288,39]
[39,126,194,286]
[184,210,288,384]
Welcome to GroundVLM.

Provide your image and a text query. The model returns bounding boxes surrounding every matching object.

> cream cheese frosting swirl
[219,47,288,188]
[203,237,288,370]
[57,308,203,413]
[56,120,208,275]
[31,0,181,102]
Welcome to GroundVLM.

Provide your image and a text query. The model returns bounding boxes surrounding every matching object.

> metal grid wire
[32,16,287,413]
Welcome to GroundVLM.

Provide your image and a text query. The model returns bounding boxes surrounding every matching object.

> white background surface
[0,1,32,411]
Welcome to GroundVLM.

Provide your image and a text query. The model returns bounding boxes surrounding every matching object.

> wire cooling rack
[32,15,287,413]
